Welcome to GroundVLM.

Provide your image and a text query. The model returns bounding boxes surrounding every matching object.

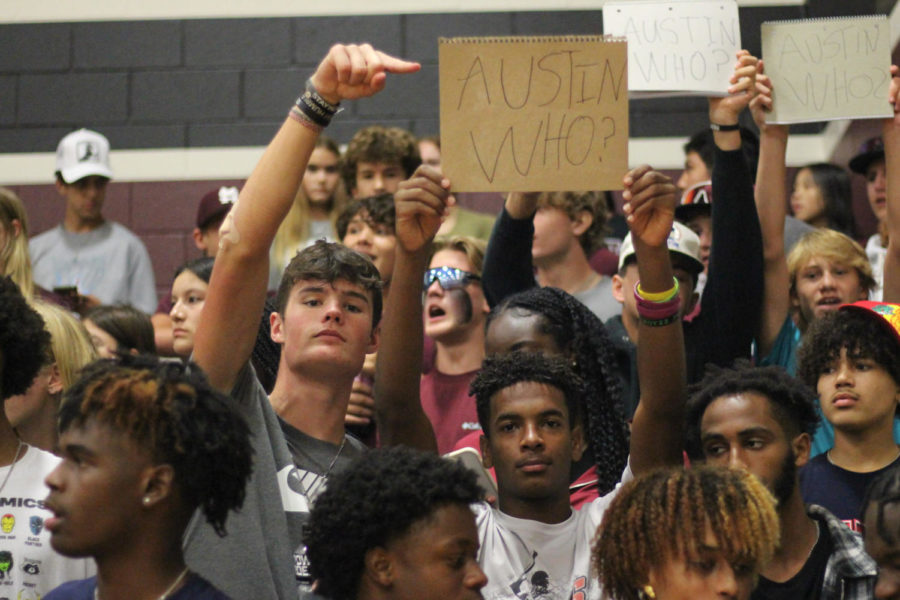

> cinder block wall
[3,2,880,303]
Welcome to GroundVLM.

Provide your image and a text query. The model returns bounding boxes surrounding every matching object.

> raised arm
[481,192,540,306]
[374,166,452,451]
[883,65,900,302]
[623,166,686,475]
[194,44,420,393]
[749,60,792,358]
[691,51,763,377]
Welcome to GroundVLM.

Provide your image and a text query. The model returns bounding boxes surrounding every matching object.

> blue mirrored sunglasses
[423,266,481,290]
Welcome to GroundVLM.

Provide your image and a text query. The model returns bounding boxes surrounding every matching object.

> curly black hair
[58,354,253,536]
[862,465,900,547]
[0,276,51,399]
[471,351,585,436]
[685,360,819,460]
[797,309,900,395]
[485,287,629,495]
[335,193,396,241]
[305,446,482,600]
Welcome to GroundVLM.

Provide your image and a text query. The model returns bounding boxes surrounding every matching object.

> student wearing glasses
[422,236,489,453]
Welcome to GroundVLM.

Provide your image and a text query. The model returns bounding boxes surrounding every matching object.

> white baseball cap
[55,129,113,184]
[617,221,704,274]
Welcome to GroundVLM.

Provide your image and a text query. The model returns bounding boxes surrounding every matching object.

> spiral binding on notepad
[439,35,626,44]
[762,14,887,26]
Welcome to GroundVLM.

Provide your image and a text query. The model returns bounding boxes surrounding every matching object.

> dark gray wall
[0,2,882,152]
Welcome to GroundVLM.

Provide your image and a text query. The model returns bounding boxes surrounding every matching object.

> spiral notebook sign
[761,16,892,124]
[603,0,741,98]
[439,36,629,192]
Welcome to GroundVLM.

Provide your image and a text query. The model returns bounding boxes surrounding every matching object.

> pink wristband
[634,282,681,320]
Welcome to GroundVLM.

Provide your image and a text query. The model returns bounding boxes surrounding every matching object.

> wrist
[709,122,740,132]
[309,75,340,105]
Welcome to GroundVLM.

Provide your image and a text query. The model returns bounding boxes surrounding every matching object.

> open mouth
[427,305,446,318]
[817,297,841,308]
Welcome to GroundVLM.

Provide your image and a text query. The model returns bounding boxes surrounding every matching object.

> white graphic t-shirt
[474,463,632,600]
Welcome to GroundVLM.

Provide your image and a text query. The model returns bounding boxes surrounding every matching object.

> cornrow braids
[862,466,900,547]
[59,355,253,536]
[593,466,779,600]
[485,287,629,495]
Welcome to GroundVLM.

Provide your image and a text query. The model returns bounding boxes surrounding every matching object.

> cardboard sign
[762,16,892,124]
[439,36,628,192]
[603,0,740,97]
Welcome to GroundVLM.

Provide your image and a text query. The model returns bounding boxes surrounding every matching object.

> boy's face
[45,420,151,558]
[479,381,582,517]
[341,212,397,283]
[353,161,405,199]
[698,391,807,505]
[678,151,710,191]
[818,347,900,434]
[792,257,867,327]
[56,176,109,228]
[424,249,488,342]
[382,503,486,600]
[271,278,379,379]
[532,206,582,264]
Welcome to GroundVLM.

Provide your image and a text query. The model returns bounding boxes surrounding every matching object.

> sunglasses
[423,266,481,290]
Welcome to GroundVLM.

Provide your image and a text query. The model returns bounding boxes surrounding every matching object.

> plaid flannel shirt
[808,504,876,599]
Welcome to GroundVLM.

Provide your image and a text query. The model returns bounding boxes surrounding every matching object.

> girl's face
[791,168,827,227]
[83,319,119,359]
[302,147,341,207]
[169,270,209,358]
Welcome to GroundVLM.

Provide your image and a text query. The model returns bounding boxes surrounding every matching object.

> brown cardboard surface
[439,36,629,192]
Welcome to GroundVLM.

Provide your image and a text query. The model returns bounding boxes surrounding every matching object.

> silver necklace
[93,567,189,600]
[0,439,25,496]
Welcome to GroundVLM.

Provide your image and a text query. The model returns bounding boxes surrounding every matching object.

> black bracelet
[294,78,341,128]
[639,313,680,327]
[709,122,740,132]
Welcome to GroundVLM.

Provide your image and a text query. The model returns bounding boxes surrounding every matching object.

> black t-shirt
[752,520,832,600]
[800,453,900,533]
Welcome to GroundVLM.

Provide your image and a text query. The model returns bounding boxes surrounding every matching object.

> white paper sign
[603,0,740,97]
[762,16,892,124]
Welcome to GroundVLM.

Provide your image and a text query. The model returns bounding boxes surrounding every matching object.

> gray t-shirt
[573,276,620,322]
[29,222,157,313]
[183,364,365,600]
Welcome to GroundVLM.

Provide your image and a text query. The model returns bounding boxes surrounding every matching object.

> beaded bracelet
[288,105,324,133]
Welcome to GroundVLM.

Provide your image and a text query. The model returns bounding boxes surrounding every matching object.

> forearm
[482,208,537,306]
[701,146,762,361]
[195,116,318,392]
[374,247,439,452]
[630,241,686,474]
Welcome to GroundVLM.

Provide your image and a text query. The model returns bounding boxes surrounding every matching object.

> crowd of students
[2,40,900,600]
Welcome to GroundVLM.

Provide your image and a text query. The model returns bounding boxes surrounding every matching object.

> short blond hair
[537,191,609,256]
[429,235,487,276]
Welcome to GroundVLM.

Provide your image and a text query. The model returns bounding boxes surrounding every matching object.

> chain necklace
[93,567,189,600]
[0,439,25,497]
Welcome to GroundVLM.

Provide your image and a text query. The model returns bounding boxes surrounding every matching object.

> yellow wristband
[636,278,679,302]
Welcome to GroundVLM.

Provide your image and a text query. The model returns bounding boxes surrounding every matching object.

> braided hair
[486,287,628,495]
